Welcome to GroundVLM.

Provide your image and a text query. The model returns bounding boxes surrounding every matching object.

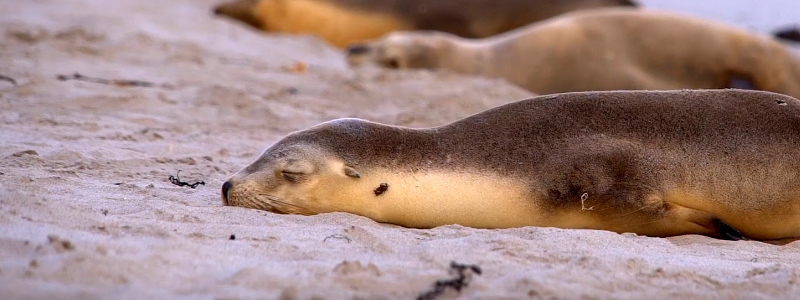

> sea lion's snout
[346,44,371,56]
[221,180,233,206]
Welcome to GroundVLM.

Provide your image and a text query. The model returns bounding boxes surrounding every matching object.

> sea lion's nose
[221,181,233,205]
[346,44,371,55]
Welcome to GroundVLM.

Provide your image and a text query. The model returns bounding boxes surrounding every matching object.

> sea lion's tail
[712,218,746,241]
[773,26,800,43]
[758,45,800,99]
[727,31,800,99]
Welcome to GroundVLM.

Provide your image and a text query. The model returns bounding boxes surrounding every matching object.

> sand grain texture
[1,0,799,299]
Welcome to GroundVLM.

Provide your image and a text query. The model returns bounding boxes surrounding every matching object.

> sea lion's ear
[344,166,361,178]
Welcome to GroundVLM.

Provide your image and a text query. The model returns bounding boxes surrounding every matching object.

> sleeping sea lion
[221,89,800,241]
[347,8,800,98]
[213,0,638,48]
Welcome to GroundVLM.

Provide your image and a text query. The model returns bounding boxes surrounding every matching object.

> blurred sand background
[1,0,799,299]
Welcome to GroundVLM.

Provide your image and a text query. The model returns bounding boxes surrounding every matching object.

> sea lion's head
[345,31,456,69]
[221,119,367,215]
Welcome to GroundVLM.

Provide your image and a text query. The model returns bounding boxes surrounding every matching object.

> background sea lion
[347,8,800,98]
[222,89,800,241]
[213,0,638,48]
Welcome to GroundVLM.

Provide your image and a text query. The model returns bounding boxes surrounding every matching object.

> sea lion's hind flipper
[773,26,800,42]
[608,200,748,240]
[712,218,746,241]
[663,202,747,240]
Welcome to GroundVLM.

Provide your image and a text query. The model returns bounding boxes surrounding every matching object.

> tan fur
[223,90,800,241]
[213,0,637,48]
[253,0,413,48]
[225,157,552,228]
[316,169,545,228]
[347,8,800,98]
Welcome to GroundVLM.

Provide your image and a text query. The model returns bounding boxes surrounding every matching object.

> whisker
[257,193,318,215]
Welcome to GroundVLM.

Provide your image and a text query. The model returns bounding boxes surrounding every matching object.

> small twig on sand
[0,74,16,85]
[57,72,168,88]
[323,234,351,243]
[168,170,205,189]
[416,261,482,300]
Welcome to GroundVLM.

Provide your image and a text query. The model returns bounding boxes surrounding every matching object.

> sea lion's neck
[315,118,519,173]
[338,126,442,170]
[437,38,494,76]
[337,169,546,229]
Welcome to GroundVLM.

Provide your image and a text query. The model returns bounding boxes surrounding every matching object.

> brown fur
[213,0,637,48]
[347,8,800,98]
[213,0,262,28]
[223,89,800,241]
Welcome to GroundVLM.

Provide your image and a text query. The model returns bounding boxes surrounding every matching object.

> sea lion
[347,8,800,98]
[221,89,800,241]
[213,0,638,48]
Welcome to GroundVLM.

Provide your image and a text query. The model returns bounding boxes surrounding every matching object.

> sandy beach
[1,0,800,299]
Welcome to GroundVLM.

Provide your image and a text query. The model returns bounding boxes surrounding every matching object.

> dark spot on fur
[374,183,389,196]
